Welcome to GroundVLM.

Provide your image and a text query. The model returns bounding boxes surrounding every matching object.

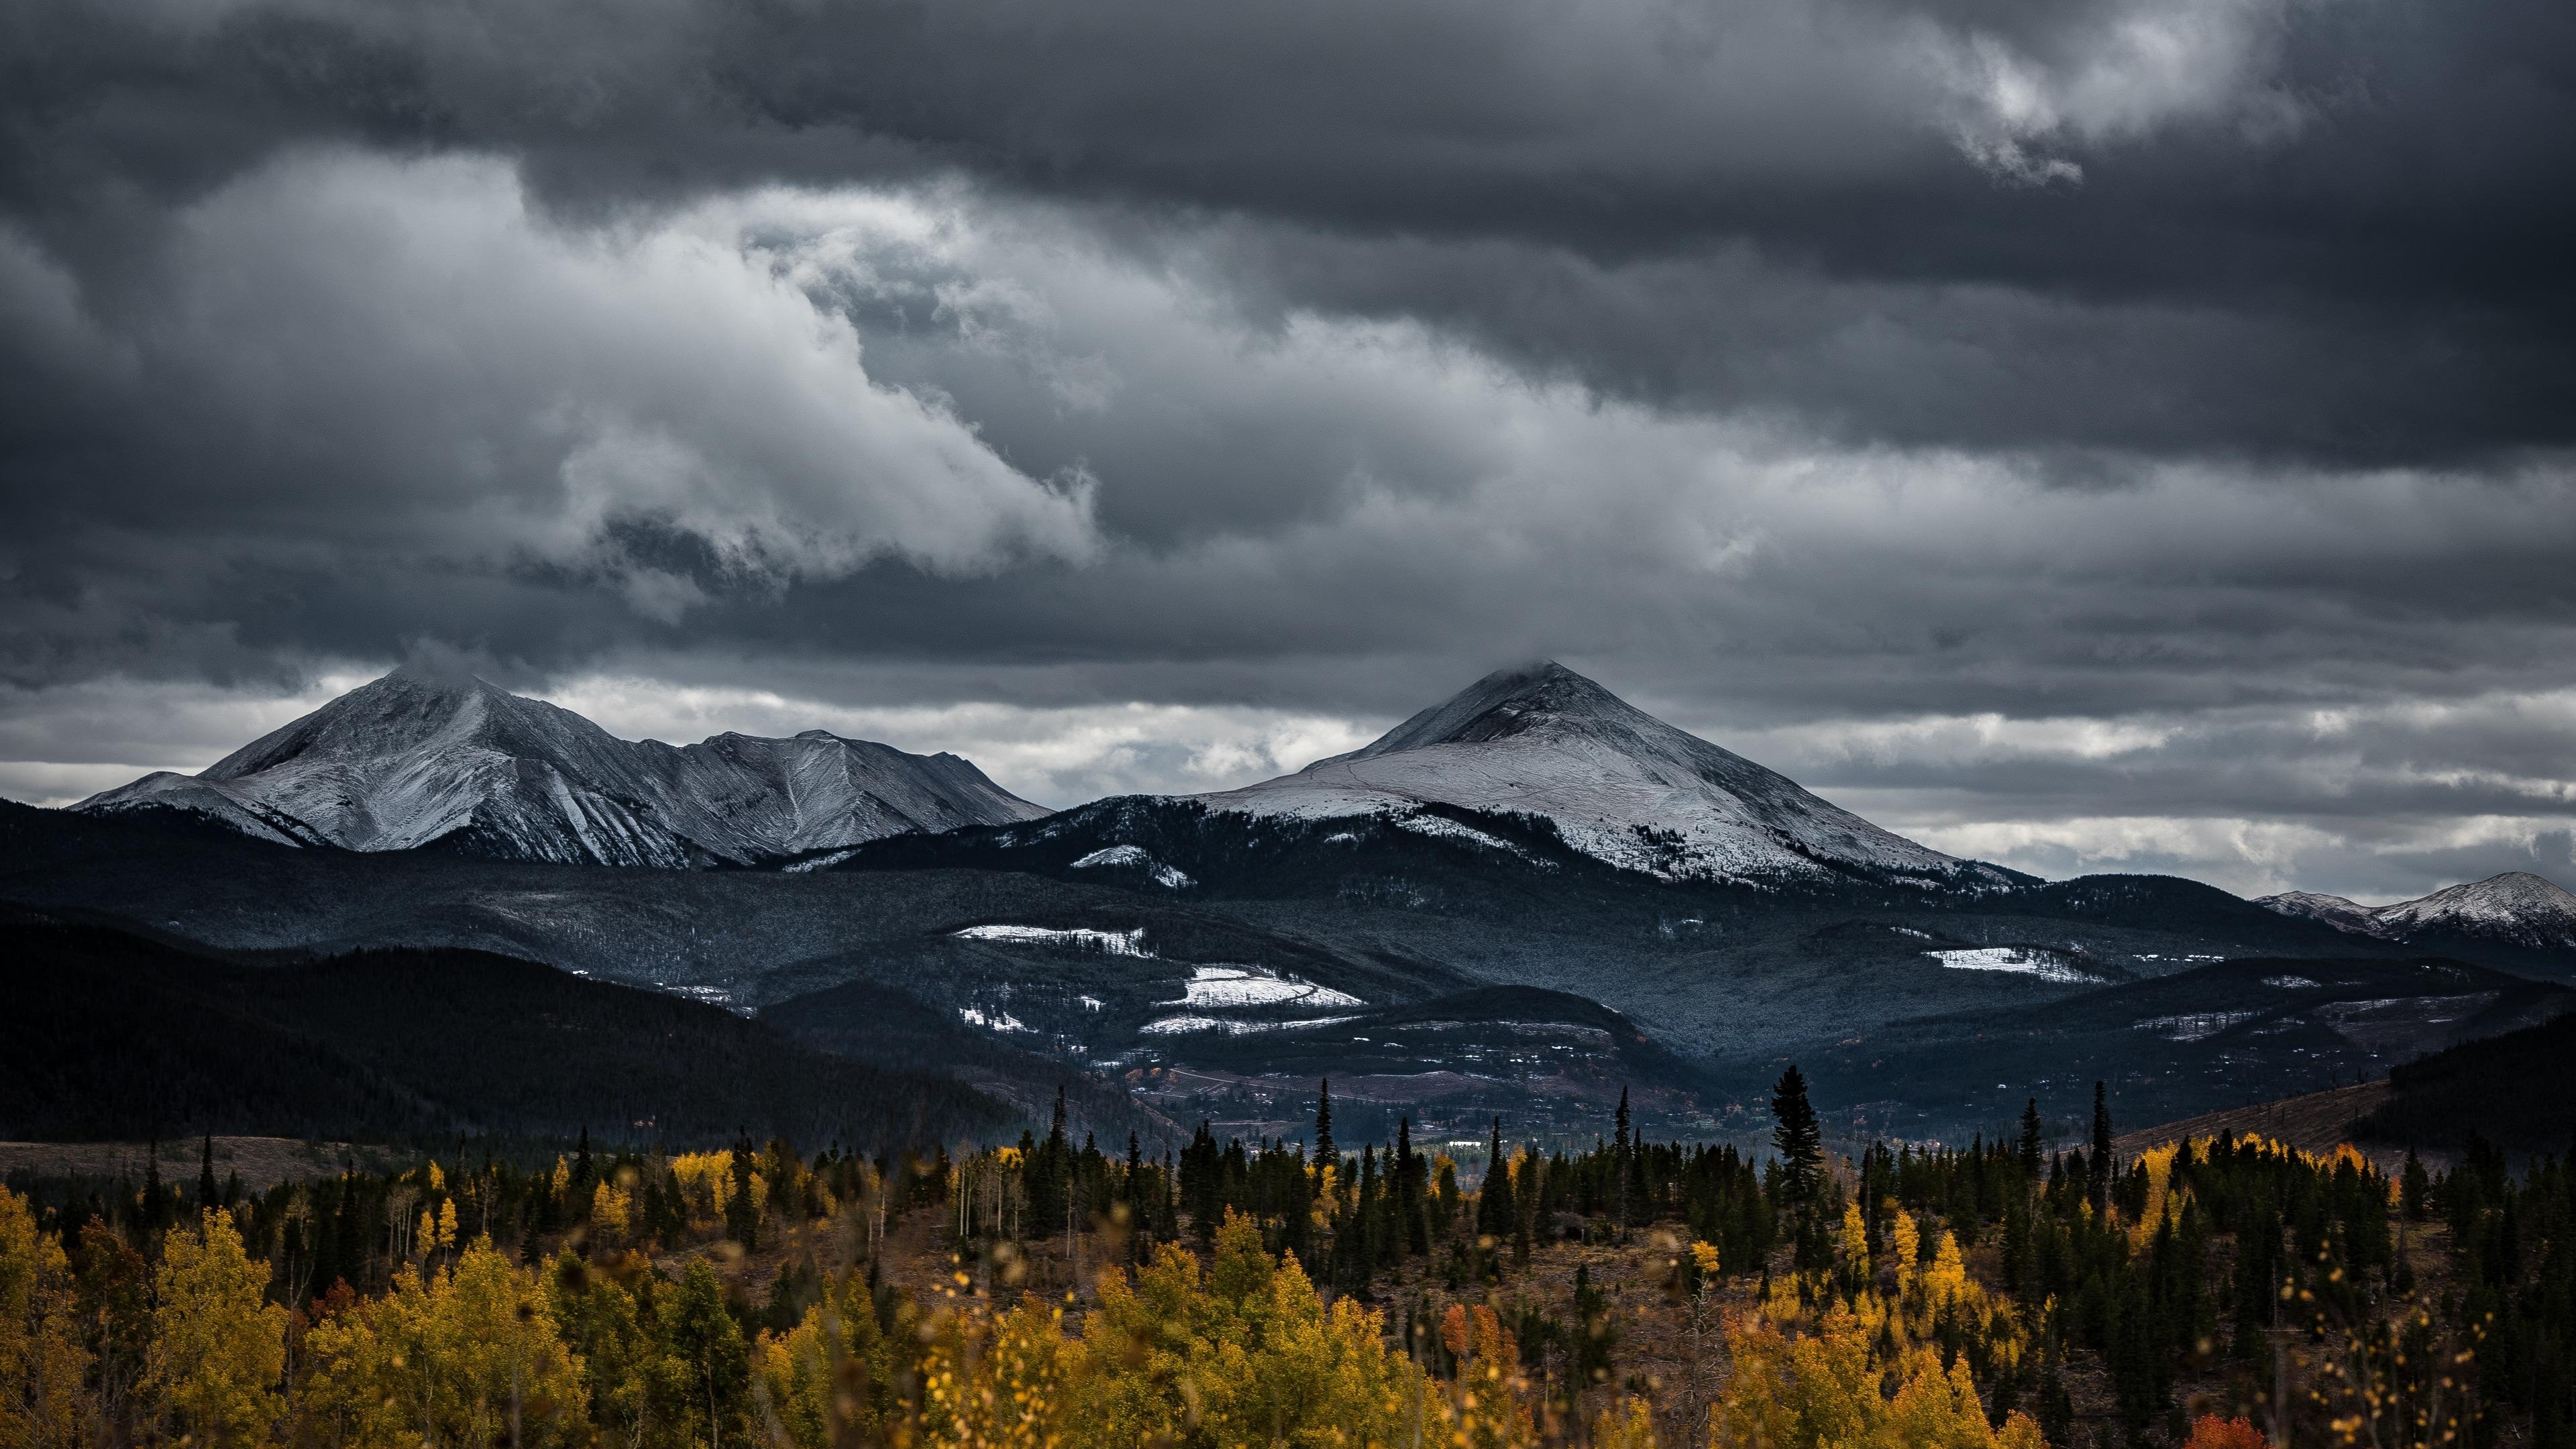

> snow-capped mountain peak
[1198,660,2016,887]
[2371,872,2576,948]
[74,667,1048,867]
[2257,871,2576,953]
[2249,890,2382,936]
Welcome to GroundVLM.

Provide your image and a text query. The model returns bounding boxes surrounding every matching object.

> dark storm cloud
[1,0,2574,900]
[4,0,2572,464]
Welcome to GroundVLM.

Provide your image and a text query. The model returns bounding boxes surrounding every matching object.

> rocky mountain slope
[1196,661,2019,888]
[73,666,1047,866]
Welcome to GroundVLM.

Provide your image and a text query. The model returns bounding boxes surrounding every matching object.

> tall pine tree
[2089,1081,2114,1213]
[1770,1065,1823,1208]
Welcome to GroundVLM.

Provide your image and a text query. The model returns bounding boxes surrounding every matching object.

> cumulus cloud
[6,151,1096,636]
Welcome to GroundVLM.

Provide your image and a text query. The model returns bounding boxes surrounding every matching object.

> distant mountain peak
[2259,871,2576,953]
[75,669,1048,867]
[2251,890,2381,935]
[1201,661,2017,888]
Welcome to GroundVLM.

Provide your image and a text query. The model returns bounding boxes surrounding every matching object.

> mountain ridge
[2256,871,2576,955]
[74,666,1048,867]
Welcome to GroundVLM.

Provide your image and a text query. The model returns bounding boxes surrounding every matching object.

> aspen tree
[1,1188,94,1449]
[144,1210,286,1449]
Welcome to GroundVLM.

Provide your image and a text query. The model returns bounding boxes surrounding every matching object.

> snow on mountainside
[2251,890,2385,936]
[1197,661,2017,888]
[2256,872,2576,953]
[74,666,1048,867]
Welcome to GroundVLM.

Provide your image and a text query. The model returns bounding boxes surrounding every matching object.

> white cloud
[154,151,1099,608]
[1916,0,2308,183]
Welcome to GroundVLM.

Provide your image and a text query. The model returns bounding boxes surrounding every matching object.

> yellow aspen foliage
[436,1197,458,1250]
[295,1241,585,1448]
[590,1180,632,1241]
[1059,1209,1432,1449]
[417,1209,437,1258]
[1839,1203,1870,1273]
[1,1188,95,1449]
[753,1277,893,1449]
[918,1297,1071,1449]
[294,1270,429,1449]
[2129,1144,2188,1249]
[1691,1240,1723,1277]
[1890,1208,1921,1288]
[672,1152,736,1224]
[549,1157,571,1197]
[1591,1395,1659,1449]
[429,1240,587,1445]
[1923,1231,1972,1310]
[145,1209,286,1449]
[1712,1305,2049,1449]
[425,1161,445,1193]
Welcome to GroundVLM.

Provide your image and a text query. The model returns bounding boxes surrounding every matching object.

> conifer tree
[1313,1079,1335,1177]
[2089,1082,2114,1212]
[1393,1118,1428,1255]
[1770,1065,1823,1209]
[1613,1088,1635,1227]
[196,1136,217,1211]
[2018,1099,2043,1177]
[726,1135,760,1251]
[1477,1118,1513,1240]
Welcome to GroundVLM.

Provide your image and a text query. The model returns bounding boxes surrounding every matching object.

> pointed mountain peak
[1206,658,2017,888]
[1351,659,1650,759]
[376,658,507,697]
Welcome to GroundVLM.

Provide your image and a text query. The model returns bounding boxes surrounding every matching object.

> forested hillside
[0,912,1008,1148]
[5,1069,2570,1447]
[2354,1010,2576,1153]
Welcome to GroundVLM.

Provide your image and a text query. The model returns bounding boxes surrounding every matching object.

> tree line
[7,1065,2573,1447]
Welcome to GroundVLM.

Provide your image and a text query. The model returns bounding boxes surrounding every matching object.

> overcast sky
[3,0,2573,902]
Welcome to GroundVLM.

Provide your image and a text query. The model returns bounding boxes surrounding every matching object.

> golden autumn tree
[751,1271,898,1449]
[1,1188,94,1449]
[296,1240,585,1449]
[1713,1303,2047,1449]
[145,1208,287,1449]
[1059,1208,1432,1449]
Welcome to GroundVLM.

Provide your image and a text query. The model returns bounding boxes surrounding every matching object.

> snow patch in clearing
[2133,1011,2260,1042]
[959,1006,1030,1032]
[1390,812,1550,866]
[954,924,1150,956]
[1068,845,1196,889]
[1164,965,1364,1010]
[1140,1014,1361,1036]
[2263,975,2321,989]
[1926,947,2100,984]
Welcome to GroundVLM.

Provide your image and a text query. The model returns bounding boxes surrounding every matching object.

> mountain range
[74,665,1047,867]
[19,657,2576,1146]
